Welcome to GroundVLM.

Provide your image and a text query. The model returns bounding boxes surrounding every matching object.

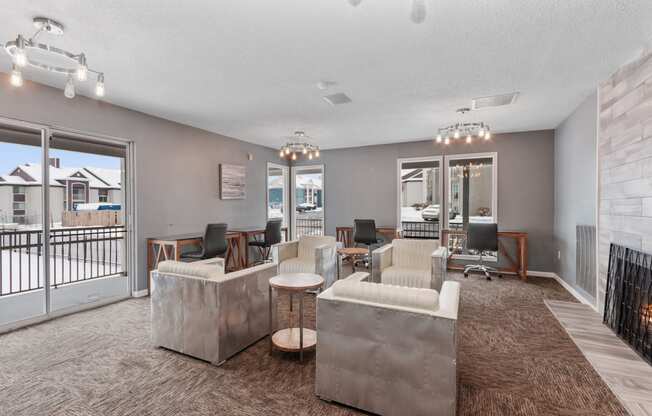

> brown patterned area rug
[0,273,626,416]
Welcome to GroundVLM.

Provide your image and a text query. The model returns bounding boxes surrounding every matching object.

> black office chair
[181,223,228,262]
[353,219,382,269]
[249,219,283,263]
[464,223,499,280]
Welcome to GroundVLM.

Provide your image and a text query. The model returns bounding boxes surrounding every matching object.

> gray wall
[553,92,597,301]
[295,130,556,272]
[0,81,282,292]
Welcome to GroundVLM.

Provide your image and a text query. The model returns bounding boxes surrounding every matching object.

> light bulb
[76,54,88,81]
[279,149,284,158]
[64,77,76,99]
[485,130,491,140]
[454,129,460,139]
[285,147,290,155]
[436,134,442,143]
[292,153,297,161]
[10,65,23,87]
[315,149,320,157]
[478,128,485,137]
[302,146,307,154]
[466,134,472,144]
[308,152,313,160]
[95,73,105,97]
[14,35,27,67]
[444,137,450,145]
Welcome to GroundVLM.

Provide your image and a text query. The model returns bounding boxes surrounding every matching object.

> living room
[1,2,652,415]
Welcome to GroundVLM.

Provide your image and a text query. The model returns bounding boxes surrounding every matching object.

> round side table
[268,273,324,362]
[337,247,370,279]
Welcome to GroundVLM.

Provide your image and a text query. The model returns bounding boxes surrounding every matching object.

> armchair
[315,272,460,416]
[372,238,447,291]
[150,258,276,365]
[272,235,337,288]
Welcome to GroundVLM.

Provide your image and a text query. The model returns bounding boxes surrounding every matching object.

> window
[71,183,87,210]
[12,185,27,224]
[292,165,324,238]
[397,157,442,239]
[98,189,109,203]
[444,152,497,257]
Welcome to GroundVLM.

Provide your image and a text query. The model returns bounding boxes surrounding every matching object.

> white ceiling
[2,0,652,149]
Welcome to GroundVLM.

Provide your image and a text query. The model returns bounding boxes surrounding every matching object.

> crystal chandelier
[4,17,105,99]
[279,131,320,161]
[436,108,492,145]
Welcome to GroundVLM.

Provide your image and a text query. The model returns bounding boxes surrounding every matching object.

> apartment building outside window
[98,189,109,202]
[12,185,26,224]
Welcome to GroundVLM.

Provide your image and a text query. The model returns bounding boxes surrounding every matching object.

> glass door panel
[445,153,497,257]
[47,132,129,313]
[291,165,324,238]
[267,163,289,228]
[398,157,442,239]
[0,123,47,327]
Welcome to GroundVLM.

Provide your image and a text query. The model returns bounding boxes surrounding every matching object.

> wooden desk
[146,231,244,294]
[227,226,289,268]
[336,226,399,248]
[441,229,528,281]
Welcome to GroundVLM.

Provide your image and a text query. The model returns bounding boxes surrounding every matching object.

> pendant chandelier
[279,131,320,161]
[4,17,105,99]
[436,108,491,145]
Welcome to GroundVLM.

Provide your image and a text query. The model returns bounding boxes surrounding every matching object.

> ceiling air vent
[323,93,352,106]
[472,92,519,110]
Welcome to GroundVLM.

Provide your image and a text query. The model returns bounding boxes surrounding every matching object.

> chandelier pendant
[436,108,492,145]
[279,131,320,161]
[4,17,105,99]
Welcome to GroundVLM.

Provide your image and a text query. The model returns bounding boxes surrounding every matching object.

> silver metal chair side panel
[315,296,457,416]
[217,265,278,361]
[315,245,337,289]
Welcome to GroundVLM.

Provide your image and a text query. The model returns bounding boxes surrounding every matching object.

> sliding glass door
[291,165,324,238]
[0,118,134,331]
[47,131,130,314]
[397,157,443,239]
[0,122,47,327]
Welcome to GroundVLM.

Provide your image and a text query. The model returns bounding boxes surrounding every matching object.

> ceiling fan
[348,0,427,24]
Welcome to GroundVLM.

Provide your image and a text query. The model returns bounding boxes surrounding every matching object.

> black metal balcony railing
[0,225,126,297]
[401,221,439,239]
[296,218,324,237]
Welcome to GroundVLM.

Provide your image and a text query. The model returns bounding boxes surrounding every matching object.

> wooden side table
[269,273,324,362]
[337,247,370,279]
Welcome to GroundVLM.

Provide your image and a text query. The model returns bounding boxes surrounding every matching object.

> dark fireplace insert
[604,244,652,364]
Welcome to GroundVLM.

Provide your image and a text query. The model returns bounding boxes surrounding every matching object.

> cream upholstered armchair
[372,238,447,291]
[272,235,337,288]
[316,272,460,416]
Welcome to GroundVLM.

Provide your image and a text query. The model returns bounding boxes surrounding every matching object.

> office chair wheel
[464,272,469,278]
[486,275,492,281]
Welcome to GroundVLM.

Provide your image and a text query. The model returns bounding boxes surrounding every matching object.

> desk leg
[521,237,528,281]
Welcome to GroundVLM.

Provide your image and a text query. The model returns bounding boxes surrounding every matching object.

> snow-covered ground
[1,239,123,296]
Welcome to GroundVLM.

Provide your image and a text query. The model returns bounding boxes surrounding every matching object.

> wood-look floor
[546,300,652,416]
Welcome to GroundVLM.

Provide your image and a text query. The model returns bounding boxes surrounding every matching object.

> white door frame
[396,156,444,238]
[266,162,289,228]
[291,164,325,239]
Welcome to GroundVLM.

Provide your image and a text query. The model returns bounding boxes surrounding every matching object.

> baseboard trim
[132,289,149,298]
[529,270,597,311]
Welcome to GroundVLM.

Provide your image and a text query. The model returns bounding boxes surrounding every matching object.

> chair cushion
[391,238,439,270]
[331,280,439,312]
[297,235,336,260]
[279,258,316,274]
[381,266,431,289]
[157,260,224,280]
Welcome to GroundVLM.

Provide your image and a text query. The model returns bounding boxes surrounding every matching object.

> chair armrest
[344,272,370,282]
[315,244,337,288]
[272,240,299,264]
[371,244,393,283]
[430,246,448,291]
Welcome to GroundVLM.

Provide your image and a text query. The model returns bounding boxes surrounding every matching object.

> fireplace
[603,244,652,364]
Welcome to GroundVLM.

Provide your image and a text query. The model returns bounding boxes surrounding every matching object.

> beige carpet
[0,272,627,415]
